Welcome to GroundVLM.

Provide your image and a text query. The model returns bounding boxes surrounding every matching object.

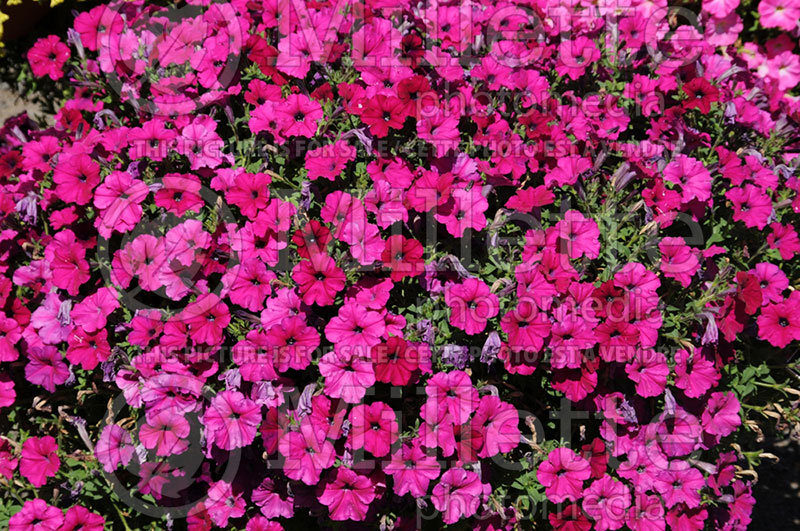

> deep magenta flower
[538,448,592,503]
[424,370,479,425]
[445,278,499,335]
[204,390,262,450]
[27,35,70,80]
[9,499,63,531]
[60,506,106,531]
[346,401,398,457]
[318,467,377,521]
[20,436,60,488]
[204,480,245,528]
[431,468,488,524]
[139,409,190,456]
[95,425,135,473]
[278,417,335,485]
[324,302,386,359]
[183,294,231,345]
[581,476,632,531]
[472,395,520,458]
[25,346,70,393]
[292,253,346,306]
[384,439,440,497]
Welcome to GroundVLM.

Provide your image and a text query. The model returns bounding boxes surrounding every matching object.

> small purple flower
[15,192,38,225]
[415,319,434,345]
[440,344,470,369]
[480,331,502,365]
[219,368,241,390]
[57,299,72,326]
[701,313,718,345]
[296,383,315,418]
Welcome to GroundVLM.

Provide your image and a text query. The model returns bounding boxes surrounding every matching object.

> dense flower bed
[0,0,799,529]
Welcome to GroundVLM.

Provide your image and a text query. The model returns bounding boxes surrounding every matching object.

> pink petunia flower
[204,390,262,450]
[139,409,190,456]
[581,476,631,531]
[472,395,520,458]
[204,480,246,528]
[95,424,135,473]
[325,302,386,360]
[278,417,336,485]
[701,391,741,437]
[384,439,440,497]
[70,287,120,334]
[538,447,592,503]
[9,499,64,531]
[20,436,60,488]
[60,505,106,531]
[424,370,479,425]
[319,350,375,403]
[445,278,499,335]
[431,468,488,524]
[25,346,70,393]
[27,35,70,80]
[347,401,398,457]
[318,468,377,521]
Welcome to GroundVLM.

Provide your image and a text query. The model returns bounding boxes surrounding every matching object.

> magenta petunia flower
[20,436,60,488]
[93,171,150,237]
[252,477,294,519]
[424,370,479,425]
[552,210,601,260]
[60,505,105,531]
[204,480,246,528]
[278,417,335,485]
[27,35,70,80]
[267,315,320,372]
[659,237,700,288]
[346,401,398,457]
[52,153,101,206]
[674,349,720,398]
[625,492,665,531]
[581,476,631,531]
[275,94,323,138]
[292,253,346,306]
[66,327,111,371]
[538,447,592,503]
[431,468,488,524]
[757,294,800,348]
[95,424,135,473]
[444,278,499,335]
[472,395,520,458]
[318,467,376,521]
[204,390,262,450]
[0,373,15,409]
[70,287,120,334]
[24,345,70,393]
[139,409,190,457]
[701,391,741,437]
[318,350,375,403]
[624,349,669,398]
[9,499,64,531]
[371,336,428,386]
[549,503,592,531]
[324,302,386,359]
[183,294,231,346]
[726,184,772,230]
[305,140,356,181]
[0,437,18,479]
[662,154,712,204]
[653,460,705,508]
[384,439,440,497]
[378,234,423,281]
